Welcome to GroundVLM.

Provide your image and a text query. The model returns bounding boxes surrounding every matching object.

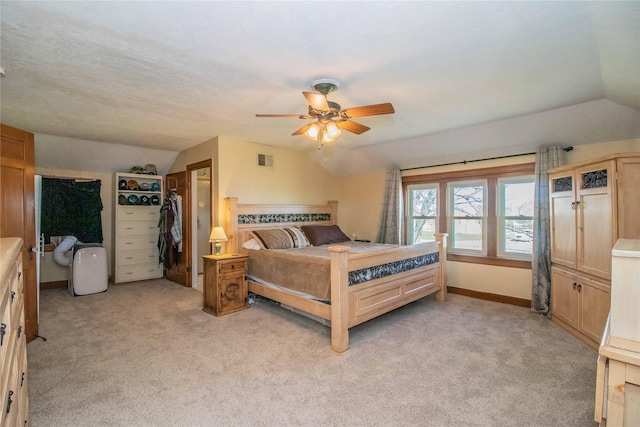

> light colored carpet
[27,279,599,427]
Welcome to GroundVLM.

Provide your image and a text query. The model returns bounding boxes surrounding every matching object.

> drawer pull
[125,257,134,260]
[11,291,15,302]
[125,272,133,275]
[0,323,5,346]
[21,372,25,387]
[6,390,13,414]
[17,325,22,338]
[126,242,133,245]
[125,227,134,230]
[17,272,21,279]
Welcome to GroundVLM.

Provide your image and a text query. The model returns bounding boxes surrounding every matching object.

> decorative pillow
[284,227,311,248]
[241,238,262,250]
[249,228,295,250]
[300,225,351,246]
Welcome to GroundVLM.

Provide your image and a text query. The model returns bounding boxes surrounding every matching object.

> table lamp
[209,226,227,256]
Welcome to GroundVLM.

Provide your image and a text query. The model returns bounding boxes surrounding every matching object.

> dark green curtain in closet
[41,178,104,243]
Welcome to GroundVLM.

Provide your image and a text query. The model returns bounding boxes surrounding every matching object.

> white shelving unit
[114,172,163,283]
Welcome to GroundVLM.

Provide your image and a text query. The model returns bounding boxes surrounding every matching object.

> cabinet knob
[0,323,5,346]
[10,291,15,302]
[573,282,577,290]
[577,284,582,292]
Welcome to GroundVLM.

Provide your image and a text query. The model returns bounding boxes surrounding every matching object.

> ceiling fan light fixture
[325,121,341,139]
[305,123,320,140]
[322,132,336,143]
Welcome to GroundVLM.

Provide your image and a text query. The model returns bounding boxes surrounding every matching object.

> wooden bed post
[225,197,239,253]
[435,233,448,302]
[329,245,350,355]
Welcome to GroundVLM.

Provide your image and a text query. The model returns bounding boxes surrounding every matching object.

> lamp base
[214,241,222,256]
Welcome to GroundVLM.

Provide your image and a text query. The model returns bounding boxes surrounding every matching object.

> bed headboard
[225,197,338,252]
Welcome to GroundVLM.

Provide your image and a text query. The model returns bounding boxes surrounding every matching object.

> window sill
[447,253,532,269]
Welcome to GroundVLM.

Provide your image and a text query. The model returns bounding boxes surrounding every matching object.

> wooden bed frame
[225,197,447,354]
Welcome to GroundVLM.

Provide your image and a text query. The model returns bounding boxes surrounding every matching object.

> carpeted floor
[27,279,599,426]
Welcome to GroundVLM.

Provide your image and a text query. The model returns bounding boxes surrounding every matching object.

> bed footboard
[329,233,447,355]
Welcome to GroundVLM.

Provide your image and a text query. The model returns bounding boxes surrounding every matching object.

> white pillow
[242,238,262,250]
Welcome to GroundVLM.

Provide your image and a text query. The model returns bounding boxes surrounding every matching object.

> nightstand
[202,253,249,316]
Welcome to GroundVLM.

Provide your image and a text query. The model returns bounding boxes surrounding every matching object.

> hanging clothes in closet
[158,190,183,268]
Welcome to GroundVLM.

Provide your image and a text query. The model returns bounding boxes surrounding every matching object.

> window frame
[402,163,534,269]
[496,175,535,260]
[447,179,488,256]
[405,183,439,244]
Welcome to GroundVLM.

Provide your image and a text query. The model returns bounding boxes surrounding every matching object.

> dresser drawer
[219,260,246,275]
[116,263,163,283]
[117,206,160,221]
[118,248,159,266]
[117,221,159,236]
[117,236,158,251]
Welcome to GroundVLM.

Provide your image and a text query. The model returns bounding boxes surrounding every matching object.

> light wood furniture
[595,239,640,426]
[225,198,447,355]
[1,238,30,426]
[549,153,640,349]
[114,172,164,283]
[202,253,249,316]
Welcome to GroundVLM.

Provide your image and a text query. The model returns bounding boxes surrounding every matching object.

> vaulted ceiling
[1,1,639,175]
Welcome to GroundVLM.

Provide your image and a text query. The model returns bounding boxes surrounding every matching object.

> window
[406,184,438,244]
[402,163,535,269]
[448,180,487,254]
[497,176,534,259]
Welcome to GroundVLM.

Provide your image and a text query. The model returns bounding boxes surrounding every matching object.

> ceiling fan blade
[336,120,370,135]
[292,123,312,136]
[303,91,330,111]
[342,103,395,118]
[256,114,311,119]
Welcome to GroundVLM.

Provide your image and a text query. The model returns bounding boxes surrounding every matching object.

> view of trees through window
[450,183,484,252]
[409,185,437,243]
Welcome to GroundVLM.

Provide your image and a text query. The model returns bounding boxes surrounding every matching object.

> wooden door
[576,161,615,280]
[164,171,191,287]
[549,172,577,269]
[0,124,37,341]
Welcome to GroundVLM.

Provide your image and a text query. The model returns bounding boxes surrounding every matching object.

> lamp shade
[209,226,227,242]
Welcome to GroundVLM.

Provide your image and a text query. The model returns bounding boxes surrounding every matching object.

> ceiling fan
[256,79,395,146]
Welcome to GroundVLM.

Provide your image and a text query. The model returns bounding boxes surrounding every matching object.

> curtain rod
[400,146,573,172]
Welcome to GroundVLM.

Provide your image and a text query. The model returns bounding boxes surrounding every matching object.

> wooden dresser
[1,237,30,426]
[595,239,640,426]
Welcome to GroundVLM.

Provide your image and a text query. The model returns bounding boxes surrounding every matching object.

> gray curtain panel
[531,146,565,316]
[376,168,401,244]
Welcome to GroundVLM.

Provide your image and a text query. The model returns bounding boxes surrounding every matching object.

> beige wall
[169,136,344,252]
[340,170,386,242]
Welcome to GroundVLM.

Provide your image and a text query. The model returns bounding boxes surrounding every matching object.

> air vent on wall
[257,153,274,168]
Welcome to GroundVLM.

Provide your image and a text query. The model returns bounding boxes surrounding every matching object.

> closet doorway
[188,160,212,290]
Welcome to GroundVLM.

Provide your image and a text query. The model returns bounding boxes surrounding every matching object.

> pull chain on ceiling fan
[256,79,395,148]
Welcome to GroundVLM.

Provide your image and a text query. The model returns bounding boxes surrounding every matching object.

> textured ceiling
[1,1,639,174]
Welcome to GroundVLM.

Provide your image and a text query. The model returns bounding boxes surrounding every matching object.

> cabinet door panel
[551,268,578,328]
[550,195,576,268]
[579,191,613,279]
[578,277,610,343]
[217,274,247,315]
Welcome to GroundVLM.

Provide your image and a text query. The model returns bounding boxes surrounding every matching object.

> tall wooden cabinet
[549,153,640,349]
[114,173,164,283]
[1,238,30,426]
